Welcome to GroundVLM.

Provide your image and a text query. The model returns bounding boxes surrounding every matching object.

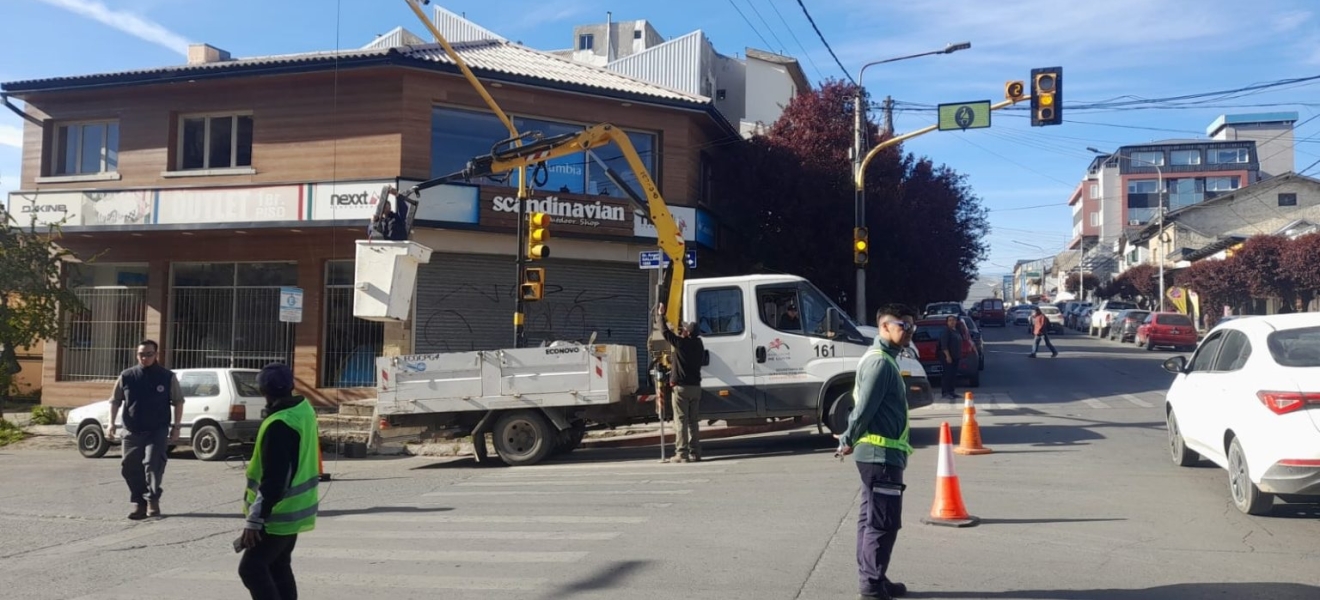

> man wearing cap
[657,303,705,463]
[236,364,321,600]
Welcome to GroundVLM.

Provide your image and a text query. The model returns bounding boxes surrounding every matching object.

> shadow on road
[905,582,1320,599]
[977,517,1125,525]
[538,560,652,598]
[174,506,455,518]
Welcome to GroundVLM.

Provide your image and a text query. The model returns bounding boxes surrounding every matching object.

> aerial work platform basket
[352,240,433,322]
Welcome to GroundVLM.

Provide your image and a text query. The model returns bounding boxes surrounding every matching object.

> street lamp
[1087,147,1165,311]
[851,41,972,323]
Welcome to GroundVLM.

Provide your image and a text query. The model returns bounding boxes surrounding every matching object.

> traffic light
[1030,67,1062,127]
[853,227,869,266]
[521,267,545,301]
[526,212,550,260]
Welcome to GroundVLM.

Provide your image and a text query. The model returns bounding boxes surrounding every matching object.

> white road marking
[1082,398,1110,409]
[1121,394,1154,408]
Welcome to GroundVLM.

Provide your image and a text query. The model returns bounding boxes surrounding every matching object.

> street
[2,326,1318,600]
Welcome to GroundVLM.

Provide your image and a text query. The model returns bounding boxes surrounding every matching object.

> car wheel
[1166,410,1198,467]
[191,425,230,461]
[1228,437,1274,515]
[827,390,855,437]
[77,424,110,459]
[493,410,555,467]
[1146,338,1156,351]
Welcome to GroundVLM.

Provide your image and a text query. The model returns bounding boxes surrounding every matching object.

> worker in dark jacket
[657,303,705,463]
[107,339,184,520]
[237,364,321,600]
[837,304,917,600]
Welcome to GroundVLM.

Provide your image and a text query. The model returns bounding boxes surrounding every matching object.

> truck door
[752,283,842,415]
[689,284,757,415]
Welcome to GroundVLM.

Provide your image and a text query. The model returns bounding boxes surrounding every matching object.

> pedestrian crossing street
[915,390,1162,412]
[72,459,739,600]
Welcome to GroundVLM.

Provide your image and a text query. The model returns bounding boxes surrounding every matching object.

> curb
[580,418,815,449]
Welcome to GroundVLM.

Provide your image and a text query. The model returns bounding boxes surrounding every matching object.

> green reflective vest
[853,348,913,455]
[244,397,320,536]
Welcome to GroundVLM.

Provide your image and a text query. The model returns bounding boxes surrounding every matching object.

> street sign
[638,250,697,270]
[937,100,992,132]
[279,287,304,323]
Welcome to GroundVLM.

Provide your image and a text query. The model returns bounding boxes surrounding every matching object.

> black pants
[856,462,904,597]
[120,427,169,504]
[239,533,299,600]
[939,358,959,397]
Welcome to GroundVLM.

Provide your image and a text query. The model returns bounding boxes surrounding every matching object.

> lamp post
[1088,147,1165,311]
[851,41,971,323]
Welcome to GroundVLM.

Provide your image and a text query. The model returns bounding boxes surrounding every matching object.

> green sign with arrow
[937,100,992,132]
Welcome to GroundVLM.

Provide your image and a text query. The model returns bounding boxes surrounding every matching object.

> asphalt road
[1,325,1317,599]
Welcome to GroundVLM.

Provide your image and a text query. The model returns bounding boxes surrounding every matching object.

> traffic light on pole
[853,227,869,266]
[1030,67,1062,127]
[521,267,545,301]
[526,212,550,260]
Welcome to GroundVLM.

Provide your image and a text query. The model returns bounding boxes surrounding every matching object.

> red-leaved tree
[1233,235,1297,312]
[1121,264,1161,309]
[1282,232,1320,311]
[1064,273,1099,294]
[1179,257,1250,326]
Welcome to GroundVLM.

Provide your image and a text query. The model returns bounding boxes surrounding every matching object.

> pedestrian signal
[521,267,545,301]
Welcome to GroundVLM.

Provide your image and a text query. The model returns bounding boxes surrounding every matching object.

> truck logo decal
[546,347,581,355]
[403,361,427,373]
[767,339,790,351]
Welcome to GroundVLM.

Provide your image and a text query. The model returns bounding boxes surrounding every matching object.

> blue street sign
[639,250,698,270]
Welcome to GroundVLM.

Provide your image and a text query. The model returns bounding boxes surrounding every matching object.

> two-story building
[3,24,737,407]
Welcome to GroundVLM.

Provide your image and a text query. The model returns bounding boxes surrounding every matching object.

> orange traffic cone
[954,392,993,456]
[921,421,980,528]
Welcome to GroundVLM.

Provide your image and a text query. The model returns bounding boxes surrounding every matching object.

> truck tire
[826,389,854,437]
[493,410,555,466]
[191,424,230,462]
[77,423,110,459]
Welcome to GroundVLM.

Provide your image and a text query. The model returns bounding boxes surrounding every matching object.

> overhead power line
[793,0,854,84]
[745,0,788,55]
[763,0,826,82]
[727,0,776,52]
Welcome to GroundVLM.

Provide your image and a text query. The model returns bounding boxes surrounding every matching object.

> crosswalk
[915,390,1164,412]
[72,460,735,600]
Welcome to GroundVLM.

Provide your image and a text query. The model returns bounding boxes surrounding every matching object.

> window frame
[1278,192,1298,207]
[178,370,222,397]
[1212,330,1252,372]
[1207,147,1249,165]
[695,286,745,337]
[1170,150,1201,166]
[1187,331,1226,373]
[51,119,120,176]
[1130,151,1165,167]
[578,34,594,50]
[175,111,254,172]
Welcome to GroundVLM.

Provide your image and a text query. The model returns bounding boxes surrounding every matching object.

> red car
[912,318,981,387]
[1135,312,1198,351]
[974,298,1006,327]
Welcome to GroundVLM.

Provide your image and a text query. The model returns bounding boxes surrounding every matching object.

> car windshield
[1106,301,1138,310]
[1267,326,1320,367]
[231,371,264,397]
[1126,311,1150,320]
[927,303,961,315]
[912,325,945,343]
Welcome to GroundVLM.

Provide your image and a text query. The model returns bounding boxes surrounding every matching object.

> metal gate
[413,253,650,380]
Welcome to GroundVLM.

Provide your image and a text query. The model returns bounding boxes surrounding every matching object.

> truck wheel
[826,390,854,437]
[191,425,230,461]
[77,424,110,459]
[493,410,554,466]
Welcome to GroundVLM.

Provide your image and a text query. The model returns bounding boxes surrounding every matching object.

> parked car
[855,326,936,410]
[1136,312,1199,351]
[911,318,981,387]
[65,368,267,461]
[1038,305,1065,333]
[1108,309,1151,343]
[972,298,1006,327]
[1089,300,1140,337]
[1161,313,1320,515]
[1066,303,1091,330]
[1010,305,1035,326]
[960,316,985,370]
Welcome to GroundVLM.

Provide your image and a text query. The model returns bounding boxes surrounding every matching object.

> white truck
[1089,299,1140,338]
[370,274,933,466]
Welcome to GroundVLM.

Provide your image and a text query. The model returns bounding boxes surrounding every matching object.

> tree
[1233,234,1296,311]
[1,208,83,413]
[1064,273,1099,295]
[1282,232,1320,311]
[1105,271,1139,301]
[1179,257,1250,327]
[716,80,990,315]
[1120,264,1161,309]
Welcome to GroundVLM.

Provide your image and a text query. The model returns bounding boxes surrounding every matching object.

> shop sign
[6,190,155,227]
[399,180,480,225]
[156,186,302,225]
[631,205,719,249]
[480,188,634,237]
[309,181,393,221]
[695,208,717,249]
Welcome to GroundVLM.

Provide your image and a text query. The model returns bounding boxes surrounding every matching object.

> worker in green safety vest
[836,303,917,600]
[236,363,320,600]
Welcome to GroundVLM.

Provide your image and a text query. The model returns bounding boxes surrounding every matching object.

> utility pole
[882,96,895,137]
[852,87,867,323]
[514,178,528,348]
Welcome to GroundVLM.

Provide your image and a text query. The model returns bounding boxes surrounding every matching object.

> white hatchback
[1162,313,1320,515]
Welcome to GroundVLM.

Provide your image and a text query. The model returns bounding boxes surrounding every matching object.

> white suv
[1090,300,1140,337]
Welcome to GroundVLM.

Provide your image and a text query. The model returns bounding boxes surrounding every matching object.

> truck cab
[681,275,932,436]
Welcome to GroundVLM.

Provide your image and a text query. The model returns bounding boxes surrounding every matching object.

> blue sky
[3,0,1320,280]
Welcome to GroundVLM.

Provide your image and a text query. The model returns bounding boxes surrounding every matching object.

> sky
[2,0,1319,284]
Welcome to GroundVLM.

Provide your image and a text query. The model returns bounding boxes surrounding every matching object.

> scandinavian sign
[937,100,992,132]
[279,287,304,323]
[478,187,634,237]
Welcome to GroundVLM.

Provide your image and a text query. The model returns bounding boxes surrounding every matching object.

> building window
[1279,193,1298,207]
[53,121,119,175]
[179,114,254,170]
[633,30,642,40]
[322,261,383,388]
[578,34,594,50]
[59,264,148,382]
[1088,183,1099,199]
[1207,147,1249,164]
[1129,151,1164,167]
[696,287,744,336]
[430,106,658,199]
[1089,212,1100,227]
[1204,176,1240,192]
[170,262,296,370]
[1170,150,1201,166]
[1166,178,1204,210]
[1127,179,1159,194]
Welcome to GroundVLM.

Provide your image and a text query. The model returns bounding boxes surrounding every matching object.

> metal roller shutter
[413,253,650,382]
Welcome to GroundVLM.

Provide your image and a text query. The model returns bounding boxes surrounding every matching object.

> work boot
[128,503,148,520]
[147,500,161,517]
[884,580,907,597]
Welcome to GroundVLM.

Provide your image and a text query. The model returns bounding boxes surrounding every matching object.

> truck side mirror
[825,308,843,339]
